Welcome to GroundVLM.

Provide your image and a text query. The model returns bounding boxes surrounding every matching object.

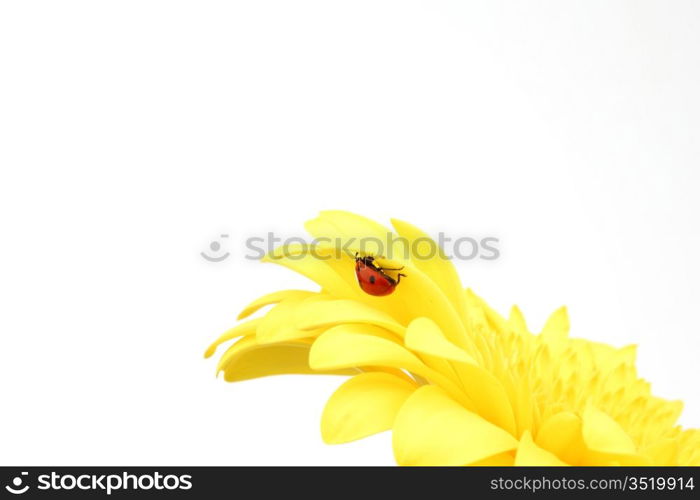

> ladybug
[354,253,406,296]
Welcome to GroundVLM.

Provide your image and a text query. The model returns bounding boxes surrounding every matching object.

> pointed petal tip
[389,217,407,228]
[515,430,569,466]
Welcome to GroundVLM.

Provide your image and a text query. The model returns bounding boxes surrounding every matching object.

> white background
[1,1,698,465]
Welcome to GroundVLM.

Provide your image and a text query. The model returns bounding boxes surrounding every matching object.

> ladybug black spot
[369,275,376,284]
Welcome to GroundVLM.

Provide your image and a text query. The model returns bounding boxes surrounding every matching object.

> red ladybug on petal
[354,254,406,296]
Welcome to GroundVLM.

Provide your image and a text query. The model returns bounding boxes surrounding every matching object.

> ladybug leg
[395,273,407,285]
[378,265,404,271]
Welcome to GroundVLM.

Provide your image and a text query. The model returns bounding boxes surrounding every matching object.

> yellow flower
[205,210,700,466]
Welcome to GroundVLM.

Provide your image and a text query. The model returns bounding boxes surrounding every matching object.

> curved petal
[582,405,636,456]
[536,411,585,465]
[204,319,261,358]
[295,299,406,336]
[404,317,476,364]
[307,211,470,348]
[515,431,568,466]
[296,246,415,324]
[297,248,465,339]
[392,386,518,466]
[309,327,472,409]
[404,316,480,392]
[217,337,358,382]
[262,246,356,297]
[390,218,467,313]
[392,266,472,351]
[540,306,569,342]
[256,296,328,344]
[404,318,516,436]
[306,210,409,263]
[508,305,529,335]
[321,372,417,444]
[315,322,402,343]
[237,290,318,320]
[452,363,517,437]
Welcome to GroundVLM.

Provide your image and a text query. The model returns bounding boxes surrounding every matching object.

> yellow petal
[508,305,529,335]
[307,213,470,349]
[294,248,415,325]
[308,249,469,346]
[392,386,518,466]
[330,323,403,343]
[308,210,393,241]
[589,342,638,372]
[540,306,569,342]
[536,411,585,465]
[452,363,517,437]
[256,296,327,344]
[405,318,517,436]
[582,405,636,455]
[642,438,678,465]
[321,372,417,444]
[263,244,412,322]
[468,452,515,466]
[309,327,420,371]
[309,327,472,409]
[404,317,476,364]
[403,316,472,388]
[295,299,405,336]
[306,210,409,263]
[515,430,568,466]
[286,222,471,349]
[204,319,261,358]
[390,218,466,313]
[480,299,510,336]
[217,337,357,381]
[262,246,356,297]
[306,323,415,383]
[237,290,318,320]
[394,267,472,350]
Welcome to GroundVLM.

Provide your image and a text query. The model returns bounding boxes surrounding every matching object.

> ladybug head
[354,252,374,265]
